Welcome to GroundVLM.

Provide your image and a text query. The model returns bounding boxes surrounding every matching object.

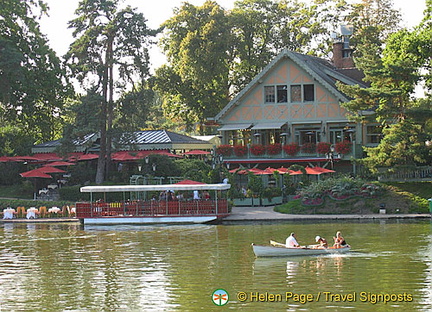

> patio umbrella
[174,179,207,185]
[40,166,66,173]
[47,161,75,166]
[20,169,53,179]
[183,150,211,155]
[305,166,335,175]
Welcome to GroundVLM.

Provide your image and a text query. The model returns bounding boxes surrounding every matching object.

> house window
[366,125,382,144]
[277,85,288,103]
[303,84,315,101]
[290,85,301,102]
[264,86,275,103]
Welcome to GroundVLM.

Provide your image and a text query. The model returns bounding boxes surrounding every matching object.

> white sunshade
[80,184,231,193]
[251,122,286,130]
[218,124,252,131]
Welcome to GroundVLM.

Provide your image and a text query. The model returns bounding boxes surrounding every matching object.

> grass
[0,183,34,199]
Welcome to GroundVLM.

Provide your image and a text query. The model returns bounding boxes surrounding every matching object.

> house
[213,33,380,172]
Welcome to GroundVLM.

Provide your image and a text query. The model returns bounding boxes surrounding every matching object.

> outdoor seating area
[1,205,76,219]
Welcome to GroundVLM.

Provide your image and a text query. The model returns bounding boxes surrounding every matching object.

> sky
[39,0,427,71]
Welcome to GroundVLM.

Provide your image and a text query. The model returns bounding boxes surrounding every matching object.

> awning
[251,122,286,130]
[218,123,252,131]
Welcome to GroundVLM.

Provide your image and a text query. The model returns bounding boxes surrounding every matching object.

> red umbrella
[112,151,141,161]
[32,153,62,162]
[183,150,211,155]
[47,161,75,166]
[174,179,207,185]
[20,169,53,179]
[40,166,66,173]
[305,166,335,175]
[77,153,99,161]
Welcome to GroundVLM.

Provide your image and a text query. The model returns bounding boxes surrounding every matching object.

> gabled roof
[32,130,211,153]
[215,49,366,121]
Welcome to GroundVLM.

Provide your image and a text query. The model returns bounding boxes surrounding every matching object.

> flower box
[335,141,352,155]
[283,143,300,156]
[266,143,282,155]
[261,196,283,206]
[216,145,233,156]
[233,145,247,157]
[250,144,266,156]
[301,143,316,154]
[316,142,331,154]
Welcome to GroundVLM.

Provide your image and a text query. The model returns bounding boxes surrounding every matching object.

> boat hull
[82,215,218,225]
[252,244,351,257]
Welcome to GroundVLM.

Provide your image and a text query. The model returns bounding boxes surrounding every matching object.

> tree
[157,0,348,126]
[156,1,231,131]
[338,0,432,172]
[0,0,71,146]
[66,0,155,184]
[229,0,346,92]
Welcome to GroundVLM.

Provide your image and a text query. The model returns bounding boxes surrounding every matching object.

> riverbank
[0,205,430,224]
[223,205,431,223]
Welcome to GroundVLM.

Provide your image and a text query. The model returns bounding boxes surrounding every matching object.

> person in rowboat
[314,235,328,248]
[286,232,300,248]
[333,231,348,248]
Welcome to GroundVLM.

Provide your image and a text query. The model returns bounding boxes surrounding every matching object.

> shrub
[283,143,300,156]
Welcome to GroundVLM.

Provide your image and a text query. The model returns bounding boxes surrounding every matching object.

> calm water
[0,220,431,311]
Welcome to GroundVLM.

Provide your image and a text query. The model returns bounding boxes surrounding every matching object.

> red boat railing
[76,199,228,218]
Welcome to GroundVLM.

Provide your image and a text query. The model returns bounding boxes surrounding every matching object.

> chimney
[332,25,355,69]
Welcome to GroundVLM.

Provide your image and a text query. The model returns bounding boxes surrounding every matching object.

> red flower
[335,141,352,155]
[233,145,247,156]
[250,144,266,156]
[283,143,300,156]
[301,142,316,154]
[316,142,331,154]
[266,143,282,155]
[216,145,233,156]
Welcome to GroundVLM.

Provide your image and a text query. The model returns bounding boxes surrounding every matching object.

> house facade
[213,41,380,171]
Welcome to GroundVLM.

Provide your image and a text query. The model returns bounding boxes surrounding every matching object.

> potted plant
[283,143,300,156]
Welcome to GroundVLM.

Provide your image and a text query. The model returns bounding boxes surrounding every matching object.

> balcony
[216,142,360,162]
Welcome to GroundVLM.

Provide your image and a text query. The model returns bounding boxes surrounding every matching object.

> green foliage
[247,172,264,197]
[0,0,72,143]
[175,159,212,182]
[65,0,156,183]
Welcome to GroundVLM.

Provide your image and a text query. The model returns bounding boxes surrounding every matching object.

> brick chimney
[332,25,355,69]
[332,40,354,69]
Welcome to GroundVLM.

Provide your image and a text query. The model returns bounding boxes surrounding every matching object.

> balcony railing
[216,143,361,160]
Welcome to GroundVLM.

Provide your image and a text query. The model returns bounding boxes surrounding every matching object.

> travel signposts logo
[212,289,229,306]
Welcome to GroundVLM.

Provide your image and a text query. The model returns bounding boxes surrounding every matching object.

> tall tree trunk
[105,36,114,179]
[95,54,110,185]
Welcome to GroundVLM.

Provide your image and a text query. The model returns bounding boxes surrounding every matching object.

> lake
[0,219,431,311]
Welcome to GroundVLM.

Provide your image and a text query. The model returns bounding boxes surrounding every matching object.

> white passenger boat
[76,183,230,225]
[252,240,351,257]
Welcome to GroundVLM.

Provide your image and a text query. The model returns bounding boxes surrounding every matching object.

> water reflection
[0,220,431,311]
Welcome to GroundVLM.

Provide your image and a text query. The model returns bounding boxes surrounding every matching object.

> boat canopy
[80,184,231,193]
